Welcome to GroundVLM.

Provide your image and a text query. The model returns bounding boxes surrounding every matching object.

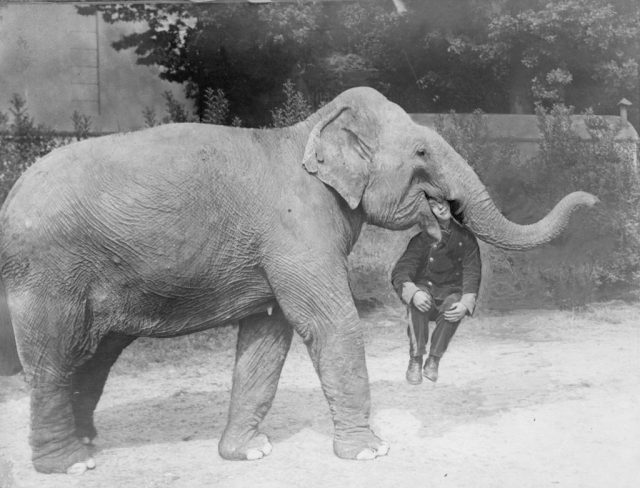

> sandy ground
[1,302,639,488]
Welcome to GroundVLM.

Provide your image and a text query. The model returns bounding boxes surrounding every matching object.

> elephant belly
[154,291,277,337]
[92,272,277,338]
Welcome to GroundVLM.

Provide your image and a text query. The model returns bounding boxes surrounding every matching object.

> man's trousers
[407,292,462,359]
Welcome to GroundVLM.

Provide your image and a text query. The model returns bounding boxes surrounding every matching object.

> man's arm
[391,233,427,305]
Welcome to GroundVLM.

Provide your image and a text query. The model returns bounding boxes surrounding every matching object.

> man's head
[428,198,452,223]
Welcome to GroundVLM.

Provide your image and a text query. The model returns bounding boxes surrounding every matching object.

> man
[391,198,481,384]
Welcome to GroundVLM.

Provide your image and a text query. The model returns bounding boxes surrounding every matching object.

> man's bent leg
[406,307,429,385]
[425,294,461,382]
[429,317,460,358]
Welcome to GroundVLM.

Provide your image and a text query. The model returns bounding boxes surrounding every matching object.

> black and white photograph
[0,1,638,486]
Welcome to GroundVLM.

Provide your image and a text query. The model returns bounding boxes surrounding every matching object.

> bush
[532,104,640,306]
[142,106,158,128]
[161,91,191,123]
[271,80,313,128]
[436,104,640,310]
[202,88,230,125]
[143,89,242,127]
[434,110,525,212]
[71,110,92,140]
[0,94,62,204]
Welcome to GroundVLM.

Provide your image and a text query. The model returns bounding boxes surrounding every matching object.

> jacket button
[429,257,434,262]
[458,242,462,246]
[427,281,433,287]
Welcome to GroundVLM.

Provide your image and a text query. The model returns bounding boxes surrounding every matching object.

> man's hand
[412,290,432,312]
[444,302,468,322]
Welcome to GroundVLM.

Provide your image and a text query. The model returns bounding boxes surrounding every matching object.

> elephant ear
[302,106,375,209]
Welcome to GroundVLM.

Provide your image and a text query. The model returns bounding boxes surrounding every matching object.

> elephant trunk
[448,156,598,251]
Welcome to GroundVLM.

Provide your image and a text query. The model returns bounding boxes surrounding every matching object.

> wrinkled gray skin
[0,87,597,474]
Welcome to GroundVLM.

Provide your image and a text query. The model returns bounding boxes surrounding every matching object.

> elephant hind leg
[72,333,136,444]
[219,307,293,461]
[12,289,96,474]
[30,384,95,474]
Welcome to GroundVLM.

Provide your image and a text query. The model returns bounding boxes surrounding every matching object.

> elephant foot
[31,379,103,474]
[333,429,389,461]
[32,440,94,474]
[218,431,273,461]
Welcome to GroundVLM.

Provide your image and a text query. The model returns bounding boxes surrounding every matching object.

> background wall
[0,4,190,132]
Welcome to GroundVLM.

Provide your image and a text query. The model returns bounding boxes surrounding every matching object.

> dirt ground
[1,301,639,488]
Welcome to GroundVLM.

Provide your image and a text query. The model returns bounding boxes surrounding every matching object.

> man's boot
[423,355,440,382]
[406,356,423,385]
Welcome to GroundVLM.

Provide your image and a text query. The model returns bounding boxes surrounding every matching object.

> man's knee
[410,305,432,322]
[440,293,462,311]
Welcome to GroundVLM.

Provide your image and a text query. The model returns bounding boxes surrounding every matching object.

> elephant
[0,87,597,474]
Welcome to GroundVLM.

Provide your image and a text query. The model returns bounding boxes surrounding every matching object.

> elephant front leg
[219,307,293,460]
[265,259,389,461]
[308,322,389,460]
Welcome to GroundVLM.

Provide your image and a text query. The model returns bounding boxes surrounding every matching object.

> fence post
[618,98,632,122]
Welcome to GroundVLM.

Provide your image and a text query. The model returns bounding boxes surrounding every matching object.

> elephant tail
[0,278,22,376]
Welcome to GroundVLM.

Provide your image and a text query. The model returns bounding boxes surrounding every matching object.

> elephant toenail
[376,443,390,456]
[262,442,273,456]
[246,448,264,461]
[355,448,376,461]
[66,462,88,475]
[86,458,96,469]
[81,436,92,445]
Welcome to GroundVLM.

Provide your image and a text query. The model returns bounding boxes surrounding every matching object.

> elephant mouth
[421,187,465,222]
[449,199,466,222]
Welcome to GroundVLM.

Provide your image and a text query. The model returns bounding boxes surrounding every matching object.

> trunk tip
[568,191,599,207]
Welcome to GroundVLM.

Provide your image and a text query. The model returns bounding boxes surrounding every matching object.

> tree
[79,3,330,127]
[78,1,639,125]
[334,1,510,112]
[443,0,640,115]
[354,0,639,117]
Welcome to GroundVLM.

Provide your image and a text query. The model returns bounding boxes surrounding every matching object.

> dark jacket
[391,219,481,311]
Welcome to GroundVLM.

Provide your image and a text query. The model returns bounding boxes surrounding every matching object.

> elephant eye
[416,148,427,158]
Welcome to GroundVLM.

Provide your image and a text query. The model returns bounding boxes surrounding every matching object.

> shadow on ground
[90,371,591,454]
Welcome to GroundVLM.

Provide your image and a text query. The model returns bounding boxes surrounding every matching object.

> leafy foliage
[202,88,230,125]
[71,110,92,140]
[0,95,62,204]
[436,103,639,309]
[534,104,640,298]
[481,0,640,112]
[77,1,639,128]
[270,80,313,128]
[78,2,328,127]
[161,91,191,123]
[142,106,158,128]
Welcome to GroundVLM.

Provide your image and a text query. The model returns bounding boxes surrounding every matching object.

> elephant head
[302,87,597,249]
